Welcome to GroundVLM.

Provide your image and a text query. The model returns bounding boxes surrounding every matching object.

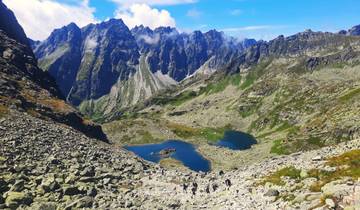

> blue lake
[124,140,211,172]
[216,130,257,150]
[124,131,256,172]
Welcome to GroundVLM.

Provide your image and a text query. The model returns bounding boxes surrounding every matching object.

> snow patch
[84,37,97,52]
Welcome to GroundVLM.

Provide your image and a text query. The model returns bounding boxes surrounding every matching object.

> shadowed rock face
[226,29,360,74]
[348,25,360,36]
[34,19,140,106]
[0,1,108,142]
[0,1,29,47]
[131,25,256,81]
[33,22,256,113]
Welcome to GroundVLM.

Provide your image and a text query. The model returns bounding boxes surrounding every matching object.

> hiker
[205,185,210,194]
[182,183,188,192]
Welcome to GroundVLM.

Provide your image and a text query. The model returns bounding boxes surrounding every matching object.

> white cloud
[115,4,176,29]
[111,0,196,7]
[186,8,202,18]
[3,0,97,40]
[138,34,160,45]
[230,9,243,16]
[222,25,274,32]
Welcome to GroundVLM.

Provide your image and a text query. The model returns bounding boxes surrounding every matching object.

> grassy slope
[103,53,360,170]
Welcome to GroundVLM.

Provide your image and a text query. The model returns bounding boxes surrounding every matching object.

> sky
[4,0,360,41]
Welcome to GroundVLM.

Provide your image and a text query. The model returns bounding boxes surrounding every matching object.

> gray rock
[264,189,279,197]
[5,191,33,209]
[65,196,93,209]
[63,186,82,196]
[80,167,95,177]
[87,187,97,197]
[325,198,335,208]
[10,180,24,192]
[31,202,57,210]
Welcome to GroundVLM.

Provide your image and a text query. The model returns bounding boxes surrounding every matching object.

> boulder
[264,189,279,197]
[5,191,32,209]
[63,186,82,196]
[10,180,24,192]
[325,198,335,208]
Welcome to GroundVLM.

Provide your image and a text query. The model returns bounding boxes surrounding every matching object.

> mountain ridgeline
[32,20,256,119]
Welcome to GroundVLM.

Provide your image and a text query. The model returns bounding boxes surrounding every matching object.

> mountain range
[31,20,256,119]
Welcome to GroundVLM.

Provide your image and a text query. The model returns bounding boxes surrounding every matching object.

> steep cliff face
[131,26,256,81]
[33,21,256,118]
[226,30,360,73]
[68,19,140,106]
[0,1,107,141]
[0,1,29,47]
[34,23,82,97]
[34,19,140,106]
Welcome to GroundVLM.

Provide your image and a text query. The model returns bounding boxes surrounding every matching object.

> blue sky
[93,0,360,40]
[5,0,360,40]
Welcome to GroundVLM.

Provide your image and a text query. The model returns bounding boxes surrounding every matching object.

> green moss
[270,139,290,155]
[136,130,159,144]
[240,60,271,90]
[339,88,360,103]
[0,105,8,118]
[260,166,301,186]
[199,74,242,95]
[306,136,325,147]
[167,123,231,142]
[308,150,360,192]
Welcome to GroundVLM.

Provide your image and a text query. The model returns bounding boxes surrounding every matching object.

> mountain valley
[0,0,359,209]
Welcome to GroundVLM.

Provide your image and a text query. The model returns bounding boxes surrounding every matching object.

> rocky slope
[0,1,106,141]
[33,21,255,119]
[1,110,359,209]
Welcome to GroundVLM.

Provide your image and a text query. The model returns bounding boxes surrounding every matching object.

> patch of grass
[151,90,198,107]
[257,122,293,139]
[339,88,360,103]
[240,60,271,90]
[260,166,301,186]
[306,136,325,147]
[308,150,360,192]
[167,122,231,142]
[136,130,159,144]
[0,105,9,118]
[270,139,290,155]
[170,91,198,106]
[199,74,242,95]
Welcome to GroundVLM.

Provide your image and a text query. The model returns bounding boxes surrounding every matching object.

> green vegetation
[136,130,160,144]
[199,74,242,95]
[0,105,8,118]
[260,166,301,186]
[240,60,271,90]
[151,90,197,106]
[257,122,294,139]
[270,139,290,155]
[167,122,231,142]
[339,88,360,103]
[308,149,360,192]
[306,136,325,147]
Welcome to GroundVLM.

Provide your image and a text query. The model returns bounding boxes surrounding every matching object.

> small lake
[124,140,211,172]
[124,131,256,172]
[216,130,257,150]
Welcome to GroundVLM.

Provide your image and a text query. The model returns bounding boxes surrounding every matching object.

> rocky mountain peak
[0,0,29,47]
[348,24,360,36]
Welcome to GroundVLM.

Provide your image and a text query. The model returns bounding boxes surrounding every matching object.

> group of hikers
[181,171,232,196]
